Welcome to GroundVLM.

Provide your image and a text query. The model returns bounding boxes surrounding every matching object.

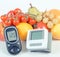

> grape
[43,17,49,23]
[47,21,53,29]
[43,13,46,18]
[48,13,54,20]
[45,12,50,17]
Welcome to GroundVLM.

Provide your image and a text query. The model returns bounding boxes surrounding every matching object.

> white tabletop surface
[0,40,60,57]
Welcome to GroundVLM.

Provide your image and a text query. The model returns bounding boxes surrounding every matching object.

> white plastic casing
[26,28,49,51]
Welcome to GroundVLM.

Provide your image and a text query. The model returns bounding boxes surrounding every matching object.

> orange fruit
[48,9,60,18]
[16,23,33,41]
[51,24,60,40]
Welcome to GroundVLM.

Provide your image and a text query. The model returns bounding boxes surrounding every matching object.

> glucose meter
[4,26,22,55]
[26,28,52,52]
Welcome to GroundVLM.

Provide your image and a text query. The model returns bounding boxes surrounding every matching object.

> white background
[0,0,60,57]
[0,0,60,15]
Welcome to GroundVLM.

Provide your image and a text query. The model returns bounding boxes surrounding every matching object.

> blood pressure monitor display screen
[7,30,16,42]
[31,31,44,40]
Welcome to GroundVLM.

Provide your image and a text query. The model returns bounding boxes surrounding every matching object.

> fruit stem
[30,3,33,8]
[42,9,47,19]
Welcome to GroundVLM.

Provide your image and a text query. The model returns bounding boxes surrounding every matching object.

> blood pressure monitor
[26,28,52,52]
[4,26,22,55]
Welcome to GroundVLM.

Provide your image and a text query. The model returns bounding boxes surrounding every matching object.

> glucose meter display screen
[7,30,16,41]
[31,31,44,40]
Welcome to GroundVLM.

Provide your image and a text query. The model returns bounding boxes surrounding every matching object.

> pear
[35,14,42,22]
[28,4,40,15]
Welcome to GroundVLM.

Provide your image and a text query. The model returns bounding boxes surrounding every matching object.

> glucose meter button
[17,49,20,51]
[13,46,19,53]
[17,42,20,45]
[11,49,14,53]
[8,44,10,47]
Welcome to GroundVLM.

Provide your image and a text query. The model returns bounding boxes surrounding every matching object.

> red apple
[36,21,50,32]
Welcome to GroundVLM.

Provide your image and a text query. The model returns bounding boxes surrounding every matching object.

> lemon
[51,24,60,40]
[16,23,33,41]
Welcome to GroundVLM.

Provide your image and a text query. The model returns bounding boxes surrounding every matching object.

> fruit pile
[0,4,60,41]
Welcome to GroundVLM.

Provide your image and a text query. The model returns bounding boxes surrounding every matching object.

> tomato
[13,17,20,26]
[14,8,22,15]
[8,17,14,25]
[13,20,20,26]
[20,16,28,22]
[4,19,12,26]
[15,13,24,21]
[24,14,30,21]
[1,14,7,22]
[28,18,36,25]
[20,14,30,23]
[7,10,14,18]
